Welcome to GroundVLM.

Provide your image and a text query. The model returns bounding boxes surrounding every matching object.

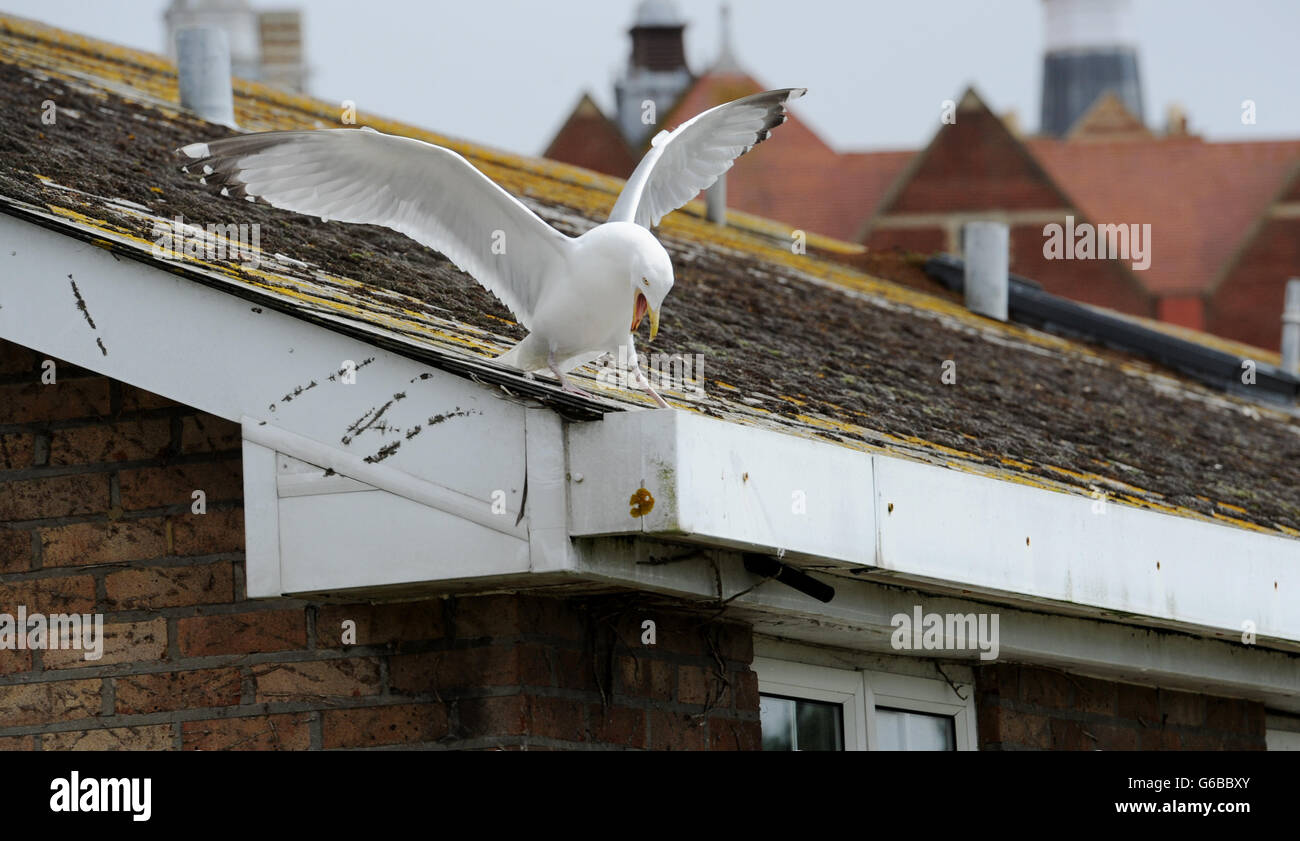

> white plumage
[179,88,806,407]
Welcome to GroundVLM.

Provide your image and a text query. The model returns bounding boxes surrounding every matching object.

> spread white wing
[178,127,570,328]
[608,88,806,229]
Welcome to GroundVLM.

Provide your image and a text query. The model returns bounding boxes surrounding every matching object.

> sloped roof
[1065,91,1153,142]
[1,14,1299,539]
[543,92,638,180]
[1028,136,1300,295]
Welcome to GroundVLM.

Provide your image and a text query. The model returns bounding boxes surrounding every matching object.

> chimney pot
[706,175,727,225]
[1282,278,1300,376]
[176,27,237,128]
[963,222,1010,321]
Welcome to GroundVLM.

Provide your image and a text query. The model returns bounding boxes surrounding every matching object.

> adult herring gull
[178,88,806,408]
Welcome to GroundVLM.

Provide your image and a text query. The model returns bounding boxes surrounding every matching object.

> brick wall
[1207,217,1300,351]
[0,338,759,750]
[975,664,1267,750]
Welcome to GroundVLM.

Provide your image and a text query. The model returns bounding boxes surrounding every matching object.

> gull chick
[178,88,806,408]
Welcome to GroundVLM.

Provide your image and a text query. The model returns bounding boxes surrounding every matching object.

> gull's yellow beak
[633,291,659,340]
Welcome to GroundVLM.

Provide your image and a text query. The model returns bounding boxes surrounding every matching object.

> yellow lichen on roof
[2,13,1295,539]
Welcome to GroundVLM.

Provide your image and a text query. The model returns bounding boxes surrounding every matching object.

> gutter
[924,253,1300,404]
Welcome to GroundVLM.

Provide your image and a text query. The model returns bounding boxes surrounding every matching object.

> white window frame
[754,657,978,751]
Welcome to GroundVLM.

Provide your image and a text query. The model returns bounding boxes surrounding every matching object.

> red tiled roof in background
[656,71,909,241]
[543,92,639,179]
[1027,137,1300,295]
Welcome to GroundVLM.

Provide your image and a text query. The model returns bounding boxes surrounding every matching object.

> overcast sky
[3,0,1298,156]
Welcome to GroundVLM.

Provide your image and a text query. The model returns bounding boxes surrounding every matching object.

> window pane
[760,696,795,751]
[875,707,956,751]
[761,695,844,751]
[795,699,843,751]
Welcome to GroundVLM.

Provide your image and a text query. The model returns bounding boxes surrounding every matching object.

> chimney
[176,27,237,128]
[1040,0,1144,136]
[706,175,726,224]
[613,0,693,146]
[963,222,1009,321]
[258,11,306,94]
[1283,279,1300,376]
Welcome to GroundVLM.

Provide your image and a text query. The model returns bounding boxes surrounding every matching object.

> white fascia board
[567,408,876,562]
[0,210,574,596]
[566,408,1300,646]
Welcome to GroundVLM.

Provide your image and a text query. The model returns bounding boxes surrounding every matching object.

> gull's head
[628,231,674,341]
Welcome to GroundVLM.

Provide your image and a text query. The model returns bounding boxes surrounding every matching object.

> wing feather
[608,88,806,228]
[178,127,570,328]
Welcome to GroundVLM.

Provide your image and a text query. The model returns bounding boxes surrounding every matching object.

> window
[754,657,978,751]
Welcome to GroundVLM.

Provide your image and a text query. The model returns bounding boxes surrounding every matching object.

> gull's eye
[642,277,650,286]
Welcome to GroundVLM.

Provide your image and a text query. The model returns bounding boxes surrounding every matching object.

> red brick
[714,621,754,663]
[115,667,242,714]
[523,597,586,641]
[119,460,241,509]
[1206,697,1247,732]
[0,378,110,423]
[183,713,312,750]
[44,618,167,669]
[105,561,235,609]
[554,647,596,691]
[389,645,521,694]
[253,658,382,703]
[177,610,306,656]
[733,670,759,712]
[49,418,171,465]
[0,647,32,675]
[616,655,673,701]
[1158,689,1205,727]
[44,725,174,751]
[0,575,96,613]
[322,704,448,748]
[1117,682,1159,722]
[315,600,443,648]
[529,695,586,742]
[0,735,36,750]
[1049,718,1092,750]
[169,509,243,556]
[0,431,35,469]
[649,709,708,750]
[0,340,35,375]
[120,384,176,411]
[1088,723,1139,750]
[977,664,1020,699]
[1075,676,1117,715]
[589,704,645,748]
[0,528,31,572]
[0,679,101,726]
[40,519,168,567]
[458,695,527,738]
[1001,710,1051,748]
[977,698,1004,747]
[1019,667,1073,709]
[709,716,761,750]
[454,594,522,638]
[180,415,240,454]
[0,473,110,521]
[677,664,713,706]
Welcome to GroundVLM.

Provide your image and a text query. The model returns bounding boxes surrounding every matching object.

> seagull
[177,88,806,408]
